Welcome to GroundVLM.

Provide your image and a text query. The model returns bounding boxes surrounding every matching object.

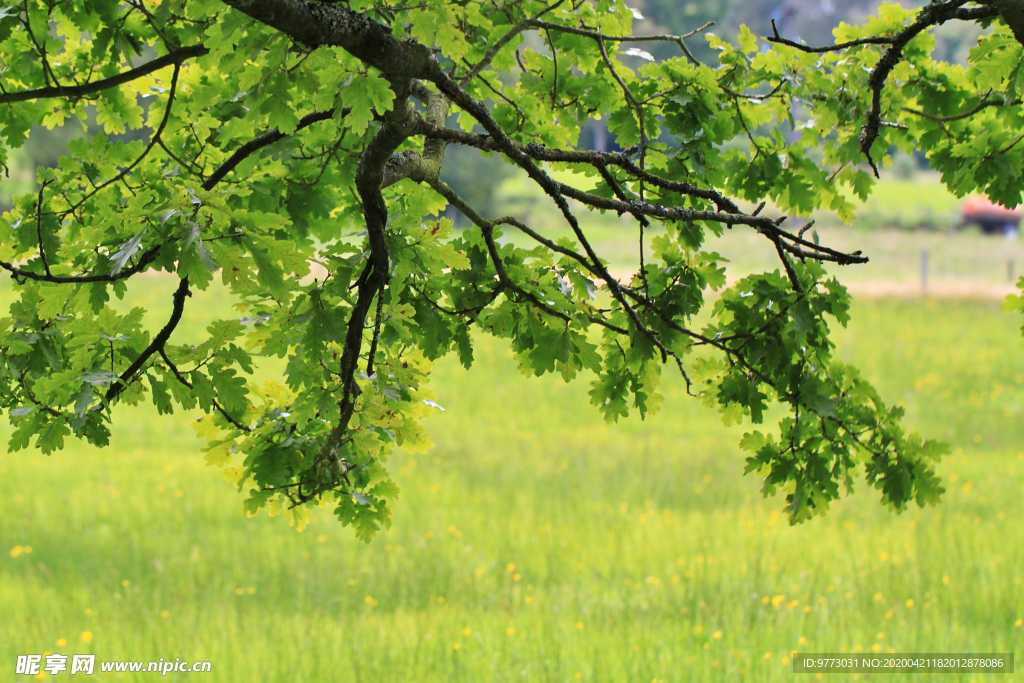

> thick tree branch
[312,84,419,471]
[211,0,893,508]
[978,0,1024,45]
[0,0,953,528]
[218,0,444,81]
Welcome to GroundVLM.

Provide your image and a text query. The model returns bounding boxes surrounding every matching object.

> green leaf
[109,230,147,274]
[344,71,395,136]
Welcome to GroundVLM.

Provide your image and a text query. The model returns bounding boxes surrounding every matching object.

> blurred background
[2,1,1023,681]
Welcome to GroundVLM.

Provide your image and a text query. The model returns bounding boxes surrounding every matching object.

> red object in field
[961,196,1023,235]
[961,196,1022,222]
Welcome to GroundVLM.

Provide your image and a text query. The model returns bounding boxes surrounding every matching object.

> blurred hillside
[630,0,983,64]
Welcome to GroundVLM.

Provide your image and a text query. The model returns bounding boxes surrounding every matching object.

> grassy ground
[2,270,1024,680]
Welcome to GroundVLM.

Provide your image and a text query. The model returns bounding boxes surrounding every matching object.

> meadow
[2,228,1024,682]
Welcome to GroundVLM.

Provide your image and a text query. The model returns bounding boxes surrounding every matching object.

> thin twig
[35,180,53,276]
[106,278,190,403]
[157,347,252,431]
[0,245,162,284]
[0,46,207,103]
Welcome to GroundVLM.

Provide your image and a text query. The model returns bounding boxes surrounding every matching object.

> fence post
[921,249,929,297]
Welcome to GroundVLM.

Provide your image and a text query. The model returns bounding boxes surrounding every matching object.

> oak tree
[1,0,1022,538]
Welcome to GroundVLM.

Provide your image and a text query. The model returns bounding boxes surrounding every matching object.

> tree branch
[312,84,418,471]
[767,18,894,52]
[767,1,1003,176]
[99,108,343,403]
[460,0,566,86]
[202,109,339,191]
[158,347,251,432]
[529,18,714,48]
[977,0,1024,45]
[68,62,183,212]
[34,181,52,277]
[903,96,1020,122]
[219,0,444,81]
[413,120,740,212]
[0,245,162,284]
[105,277,190,403]
[0,46,208,103]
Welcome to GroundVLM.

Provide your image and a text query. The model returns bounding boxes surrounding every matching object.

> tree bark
[219,0,443,80]
[981,0,1024,46]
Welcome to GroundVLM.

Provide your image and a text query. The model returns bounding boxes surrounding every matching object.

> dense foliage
[1,0,1021,538]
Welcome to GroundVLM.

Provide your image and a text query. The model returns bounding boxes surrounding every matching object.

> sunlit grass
[2,283,1023,680]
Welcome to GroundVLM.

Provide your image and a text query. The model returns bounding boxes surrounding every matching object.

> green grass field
[2,268,1024,681]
